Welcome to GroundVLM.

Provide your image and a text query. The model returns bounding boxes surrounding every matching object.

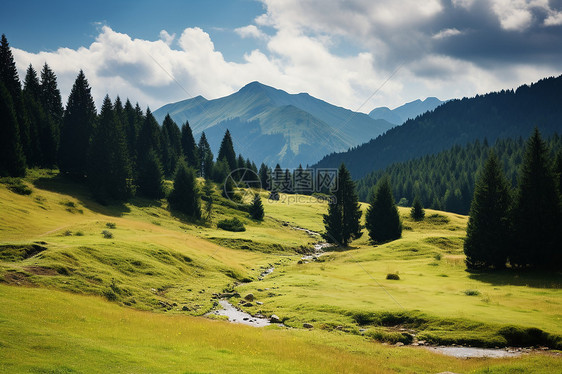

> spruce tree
[123,99,140,168]
[511,129,561,269]
[137,149,165,199]
[88,95,132,203]
[181,121,198,169]
[410,196,425,221]
[365,176,402,244]
[202,177,214,222]
[464,152,512,270]
[258,163,270,190]
[168,162,201,219]
[322,164,362,246]
[198,132,214,179]
[0,82,26,176]
[23,65,45,166]
[59,70,96,178]
[555,149,562,197]
[161,114,182,177]
[249,193,265,221]
[217,129,237,172]
[137,108,162,162]
[39,63,63,166]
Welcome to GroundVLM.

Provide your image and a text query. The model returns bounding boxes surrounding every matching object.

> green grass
[1,169,561,372]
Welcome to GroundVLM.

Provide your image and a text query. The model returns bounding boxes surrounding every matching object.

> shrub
[106,222,116,229]
[75,231,84,236]
[63,230,72,236]
[217,217,246,232]
[464,289,480,296]
[366,329,413,344]
[386,273,400,280]
[1,177,32,195]
[102,230,113,239]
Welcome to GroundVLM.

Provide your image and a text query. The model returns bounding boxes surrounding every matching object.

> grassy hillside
[1,170,561,372]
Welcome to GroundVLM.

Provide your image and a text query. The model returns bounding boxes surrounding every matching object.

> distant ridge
[369,97,445,125]
[314,75,562,179]
[154,82,394,167]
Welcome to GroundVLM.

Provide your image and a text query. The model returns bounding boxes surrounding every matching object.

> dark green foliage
[217,217,246,232]
[217,129,237,173]
[464,152,512,270]
[198,132,213,179]
[222,173,239,201]
[249,194,265,221]
[137,108,162,162]
[0,82,26,176]
[161,115,183,178]
[39,63,63,166]
[386,273,400,280]
[59,70,96,178]
[511,129,561,269]
[136,149,165,199]
[1,177,32,195]
[168,162,201,219]
[123,100,142,169]
[410,196,425,221]
[212,159,230,184]
[365,176,402,244]
[181,121,198,169]
[315,75,562,179]
[88,96,133,203]
[202,177,214,221]
[322,164,362,246]
[356,135,562,214]
[258,163,270,190]
[555,150,562,197]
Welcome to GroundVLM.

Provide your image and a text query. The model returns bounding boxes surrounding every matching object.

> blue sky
[3,0,562,112]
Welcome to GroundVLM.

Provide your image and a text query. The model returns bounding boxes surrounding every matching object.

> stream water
[426,346,525,358]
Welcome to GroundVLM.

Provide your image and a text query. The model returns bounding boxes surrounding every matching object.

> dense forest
[356,134,562,214]
[314,74,562,179]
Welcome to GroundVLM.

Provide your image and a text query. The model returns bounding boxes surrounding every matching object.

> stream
[426,346,526,358]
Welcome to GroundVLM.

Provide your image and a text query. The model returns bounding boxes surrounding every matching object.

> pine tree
[161,114,182,177]
[181,121,198,169]
[365,176,402,244]
[0,82,26,176]
[217,129,237,172]
[198,132,214,179]
[123,99,141,169]
[88,96,132,203]
[249,193,265,221]
[410,196,425,221]
[137,149,165,199]
[258,163,270,190]
[322,164,363,246]
[137,108,162,162]
[555,149,562,197]
[23,65,45,166]
[59,70,96,178]
[511,129,561,269]
[464,152,512,270]
[39,63,63,166]
[168,162,201,219]
[202,177,214,222]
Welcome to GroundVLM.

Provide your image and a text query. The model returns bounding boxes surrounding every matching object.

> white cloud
[159,30,176,45]
[544,10,562,26]
[433,28,463,39]
[234,25,268,40]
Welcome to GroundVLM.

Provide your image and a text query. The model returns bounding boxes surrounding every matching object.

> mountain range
[313,75,562,179]
[154,82,395,168]
[368,97,445,125]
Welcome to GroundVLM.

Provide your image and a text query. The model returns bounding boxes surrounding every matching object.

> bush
[102,230,113,239]
[106,222,116,229]
[464,289,480,296]
[1,177,32,195]
[366,329,413,344]
[386,273,400,280]
[217,217,246,232]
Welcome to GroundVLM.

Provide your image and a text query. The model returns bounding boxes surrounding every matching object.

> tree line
[356,134,562,214]
[465,129,562,270]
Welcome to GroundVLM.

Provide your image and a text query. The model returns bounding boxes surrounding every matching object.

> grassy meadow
[0,169,561,373]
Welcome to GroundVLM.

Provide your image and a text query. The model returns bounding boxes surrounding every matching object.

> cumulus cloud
[10,1,562,113]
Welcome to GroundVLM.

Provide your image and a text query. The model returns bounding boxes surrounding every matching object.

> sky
[2,0,562,113]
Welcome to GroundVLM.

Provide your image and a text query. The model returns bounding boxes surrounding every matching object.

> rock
[182,305,189,311]
[303,323,313,329]
[270,314,281,323]
[395,342,404,347]
[297,260,304,264]
[418,340,426,345]
[244,293,255,301]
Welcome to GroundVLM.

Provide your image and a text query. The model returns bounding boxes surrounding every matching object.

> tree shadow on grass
[33,174,131,217]
[468,269,562,289]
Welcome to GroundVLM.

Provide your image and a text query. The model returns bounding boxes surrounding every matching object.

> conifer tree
[258,163,270,190]
[0,82,25,176]
[59,70,96,177]
[181,120,198,169]
[88,96,132,203]
[198,132,214,178]
[202,177,214,221]
[322,164,363,246]
[249,193,265,221]
[161,114,182,178]
[217,129,237,172]
[555,149,562,197]
[464,152,511,269]
[123,100,141,169]
[23,65,45,166]
[137,108,162,161]
[410,196,425,221]
[365,176,402,243]
[511,129,561,269]
[137,149,165,199]
[39,63,63,165]
[168,162,201,219]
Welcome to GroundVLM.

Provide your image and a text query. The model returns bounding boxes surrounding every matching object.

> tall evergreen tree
[168,162,201,219]
[202,177,214,222]
[59,70,96,178]
[464,152,512,269]
[122,99,140,169]
[217,129,237,172]
[0,82,25,176]
[258,163,270,190]
[198,132,214,179]
[249,193,265,221]
[23,65,45,166]
[365,176,402,244]
[410,195,425,221]
[322,164,363,246]
[137,149,165,199]
[39,63,63,165]
[136,108,161,162]
[181,121,198,169]
[161,114,182,177]
[555,149,562,197]
[511,129,561,269]
[88,95,132,203]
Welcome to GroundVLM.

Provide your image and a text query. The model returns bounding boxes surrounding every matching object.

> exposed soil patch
[0,243,47,261]
[24,266,59,276]
[2,272,32,286]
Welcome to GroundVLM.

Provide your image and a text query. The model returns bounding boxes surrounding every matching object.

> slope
[369,97,445,125]
[315,75,562,178]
